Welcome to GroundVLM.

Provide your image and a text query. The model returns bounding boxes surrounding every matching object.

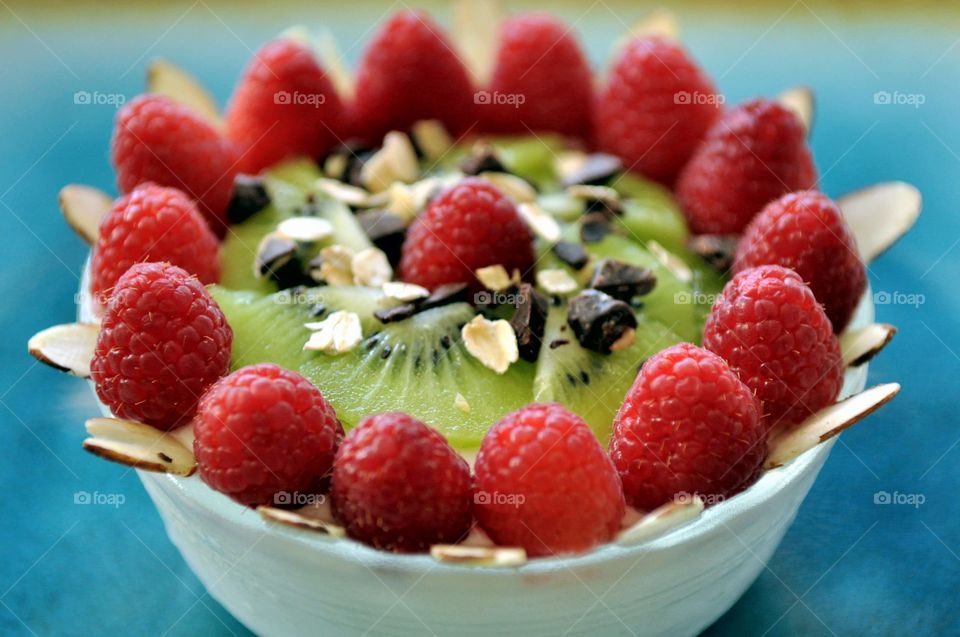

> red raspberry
[331,412,472,552]
[399,177,535,293]
[676,98,817,234]
[225,38,345,175]
[473,403,625,557]
[91,184,220,305]
[595,37,722,185]
[734,191,867,333]
[478,13,593,138]
[351,10,476,144]
[91,263,232,430]
[610,343,766,512]
[111,95,239,234]
[194,363,344,507]
[703,265,843,429]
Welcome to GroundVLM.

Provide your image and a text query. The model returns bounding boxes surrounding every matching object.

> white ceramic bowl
[79,269,872,637]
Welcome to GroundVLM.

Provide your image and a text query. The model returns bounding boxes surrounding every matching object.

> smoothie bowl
[29,5,917,636]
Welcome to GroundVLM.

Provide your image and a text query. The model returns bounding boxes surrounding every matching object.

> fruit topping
[566,289,638,353]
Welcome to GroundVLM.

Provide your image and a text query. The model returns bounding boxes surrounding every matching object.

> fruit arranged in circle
[194,363,344,507]
[111,95,239,233]
[703,265,843,429]
[331,412,472,552]
[677,98,817,234]
[91,263,233,430]
[610,343,765,512]
[473,403,625,557]
[91,183,221,304]
[735,190,867,332]
[596,36,722,185]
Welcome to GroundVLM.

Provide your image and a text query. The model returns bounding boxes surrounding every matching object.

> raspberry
[331,412,472,552]
[111,95,239,234]
[194,363,344,507]
[478,13,592,138]
[676,98,817,234]
[734,191,867,333]
[610,343,766,512]
[351,10,476,144]
[225,38,345,175]
[473,403,624,557]
[595,37,722,185]
[91,184,221,305]
[703,265,843,429]
[90,263,232,430]
[399,177,535,293]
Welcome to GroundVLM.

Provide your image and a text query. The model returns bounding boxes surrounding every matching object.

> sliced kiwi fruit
[533,305,683,442]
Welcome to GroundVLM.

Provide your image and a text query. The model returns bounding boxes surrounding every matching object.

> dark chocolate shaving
[374,303,418,324]
[560,153,622,188]
[509,284,549,362]
[357,209,407,267]
[567,289,638,354]
[227,174,271,224]
[459,144,507,176]
[580,213,613,243]
[589,259,657,301]
[374,282,470,324]
[256,235,297,278]
[687,234,739,272]
[553,241,590,270]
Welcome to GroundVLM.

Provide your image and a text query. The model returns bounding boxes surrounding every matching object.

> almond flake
[430,544,526,567]
[316,245,355,286]
[323,153,348,181]
[647,239,693,283]
[517,202,561,243]
[313,178,374,207]
[451,0,503,86]
[147,59,222,127]
[360,131,419,193]
[59,184,113,245]
[351,247,393,287]
[315,30,355,102]
[478,172,537,203]
[609,327,636,352]
[454,393,471,414]
[627,9,680,41]
[258,504,346,538]
[536,269,578,295]
[28,323,98,377]
[554,151,588,182]
[382,281,429,302]
[777,86,815,136]
[838,182,922,263]
[616,497,703,546]
[462,315,518,374]
[476,265,513,292]
[411,120,454,162]
[304,311,362,354]
[841,323,896,367]
[83,417,196,476]
[276,216,333,243]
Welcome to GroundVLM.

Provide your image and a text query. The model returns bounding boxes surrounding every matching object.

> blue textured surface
[1,2,957,635]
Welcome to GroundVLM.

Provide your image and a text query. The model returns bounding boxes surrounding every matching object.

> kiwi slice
[212,285,534,450]
[533,305,682,441]
[437,134,566,188]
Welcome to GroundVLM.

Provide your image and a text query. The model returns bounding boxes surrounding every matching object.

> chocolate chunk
[589,259,657,301]
[567,290,638,354]
[459,144,507,176]
[374,303,418,324]
[549,338,570,349]
[580,213,612,243]
[553,241,590,270]
[255,235,297,278]
[309,303,327,318]
[422,282,470,310]
[227,174,271,224]
[323,143,375,187]
[509,284,549,362]
[687,234,739,272]
[357,210,407,266]
[560,153,623,188]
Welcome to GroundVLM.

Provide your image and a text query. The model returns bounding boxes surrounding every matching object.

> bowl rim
[79,260,873,576]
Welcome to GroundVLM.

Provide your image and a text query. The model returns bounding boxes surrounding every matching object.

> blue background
[1,1,957,635]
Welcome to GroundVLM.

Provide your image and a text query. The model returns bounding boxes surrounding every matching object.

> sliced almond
[360,131,419,193]
[647,239,693,283]
[147,59,221,127]
[609,327,636,352]
[838,182,922,263]
[476,265,514,292]
[28,323,98,377]
[59,184,113,244]
[627,9,680,41]
[411,120,454,162]
[517,202,561,243]
[451,0,503,86]
[351,247,393,287]
[454,393,471,414]
[478,172,537,203]
[313,178,375,208]
[462,315,518,374]
[316,245,355,286]
[83,417,196,476]
[304,311,362,354]
[258,504,346,538]
[841,323,896,367]
[765,383,901,469]
[536,269,578,295]
[554,151,589,183]
[315,30,355,102]
[276,216,333,243]
[567,184,621,206]
[430,544,526,568]
[616,496,703,546]
[778,86,815,136]
[382,281,429,302]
